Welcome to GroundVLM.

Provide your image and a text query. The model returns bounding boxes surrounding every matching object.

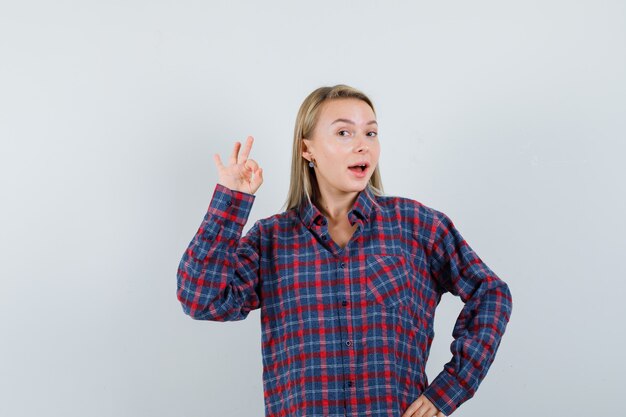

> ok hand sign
[213,136,264,195]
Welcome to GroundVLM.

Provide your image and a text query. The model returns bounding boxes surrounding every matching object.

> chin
[345,183,369,193]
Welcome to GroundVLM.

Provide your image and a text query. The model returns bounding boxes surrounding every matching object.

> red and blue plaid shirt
[177,183,512,417]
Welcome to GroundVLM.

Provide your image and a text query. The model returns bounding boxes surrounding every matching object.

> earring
[309,161,314,168]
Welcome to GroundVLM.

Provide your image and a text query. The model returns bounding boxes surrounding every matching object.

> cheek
[370,146,381,163]
[323,144,349,162]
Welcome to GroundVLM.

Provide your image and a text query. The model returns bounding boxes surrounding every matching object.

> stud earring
[309,161,314,168]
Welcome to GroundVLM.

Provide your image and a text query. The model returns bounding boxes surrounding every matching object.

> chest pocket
[365,254,412,309]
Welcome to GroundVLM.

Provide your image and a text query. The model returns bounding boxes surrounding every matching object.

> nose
[355,135,369,153]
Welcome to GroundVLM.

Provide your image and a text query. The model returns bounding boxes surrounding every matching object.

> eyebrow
[330,118,378,126]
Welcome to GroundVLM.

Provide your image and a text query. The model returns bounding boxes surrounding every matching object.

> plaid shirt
[177,183,512,417]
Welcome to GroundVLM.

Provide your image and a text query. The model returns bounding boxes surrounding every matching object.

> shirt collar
[298,186,377,229]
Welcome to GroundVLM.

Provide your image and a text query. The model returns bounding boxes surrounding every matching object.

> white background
[1,1,624,416]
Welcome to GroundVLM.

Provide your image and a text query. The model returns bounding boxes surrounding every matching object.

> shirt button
[226,200,232,206]
[346,340,352,347]
[321,234,327,240]
[347,381,354,387]
[340,262,345,268]
[342,300,348,306]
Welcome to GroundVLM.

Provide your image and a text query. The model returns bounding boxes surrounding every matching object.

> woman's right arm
[176,136,264,321]
[176,183,262,321]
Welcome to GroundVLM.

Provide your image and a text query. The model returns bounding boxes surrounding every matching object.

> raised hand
[213,135,264,195]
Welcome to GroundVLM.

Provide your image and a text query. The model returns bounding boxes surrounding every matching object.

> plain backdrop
[1,1,624,416]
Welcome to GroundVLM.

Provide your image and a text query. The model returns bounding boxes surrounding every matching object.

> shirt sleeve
[422,211,513,416]
[176,183,262,321]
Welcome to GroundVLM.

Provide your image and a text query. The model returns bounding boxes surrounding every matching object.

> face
[302,98,380,197]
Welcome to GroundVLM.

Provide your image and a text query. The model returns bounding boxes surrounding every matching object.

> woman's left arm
[421,211,513,416]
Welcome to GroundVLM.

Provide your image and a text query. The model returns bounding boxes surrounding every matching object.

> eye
[367,131,378,137]
[338,130,350,137]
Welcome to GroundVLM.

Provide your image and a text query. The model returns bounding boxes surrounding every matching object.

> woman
[177,85,513,417]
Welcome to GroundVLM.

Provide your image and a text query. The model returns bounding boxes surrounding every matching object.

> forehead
[317,98,375,123]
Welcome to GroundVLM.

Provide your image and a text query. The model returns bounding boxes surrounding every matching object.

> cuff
[207,183,255,226]
[422,370,471,416]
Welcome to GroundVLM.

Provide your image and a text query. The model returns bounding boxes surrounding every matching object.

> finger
[213,153,224,170]
[252,167,263,189]
[229,141,241,165]
[414,395,437,417]
[402,400,423,417]
[414,403,431,417]
[424,406,440,417]
[238,136,254,164]
[244,158,259,172]
[436,412,445,417]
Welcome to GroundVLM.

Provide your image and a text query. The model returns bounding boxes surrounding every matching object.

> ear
[301,138,313,160]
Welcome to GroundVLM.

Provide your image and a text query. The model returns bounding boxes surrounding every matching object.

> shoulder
[375,192,448,225]
[375,193,453,245]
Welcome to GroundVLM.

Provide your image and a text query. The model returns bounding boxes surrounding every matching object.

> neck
[316,187,359,223]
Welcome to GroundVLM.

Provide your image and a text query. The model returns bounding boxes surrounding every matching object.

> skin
[298,97,380,247]
[212,99,444,417]
[213,135,263,195]
[401,396,446,417]
[301,98,380,223]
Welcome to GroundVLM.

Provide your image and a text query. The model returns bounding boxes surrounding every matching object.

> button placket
[339,262,349,310]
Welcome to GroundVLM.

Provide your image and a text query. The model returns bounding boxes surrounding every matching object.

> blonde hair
[282,84,384,212]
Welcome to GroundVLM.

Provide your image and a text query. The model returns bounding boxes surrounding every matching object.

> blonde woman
[177,85,512,417]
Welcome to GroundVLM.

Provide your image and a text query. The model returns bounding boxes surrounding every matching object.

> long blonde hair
[282,84,384,212]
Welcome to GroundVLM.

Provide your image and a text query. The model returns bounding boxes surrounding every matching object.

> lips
[348,161,370,178]
[348,161,370,172]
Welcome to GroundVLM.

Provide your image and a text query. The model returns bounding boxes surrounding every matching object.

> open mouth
[348,162,370,176]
